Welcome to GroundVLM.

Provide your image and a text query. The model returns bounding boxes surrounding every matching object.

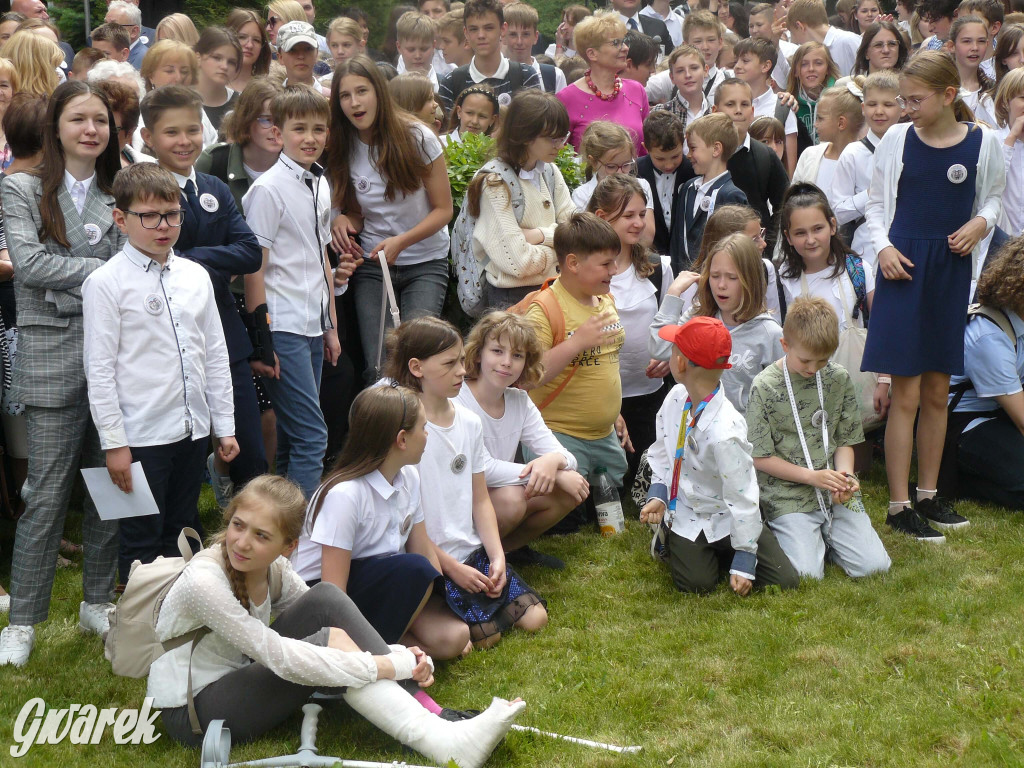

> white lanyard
[782,363,830,518]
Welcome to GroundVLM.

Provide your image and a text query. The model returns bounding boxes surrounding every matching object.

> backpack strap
[774,260,788,323]
[539,62,555,92]
[531,282,578,411]
[860,136,876,154]
[508,62,525,92]
[185,628,212,735]
[844,253,869,322]
[969,304,1018,351]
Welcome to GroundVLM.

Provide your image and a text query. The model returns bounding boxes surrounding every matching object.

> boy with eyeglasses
[139,85,266,513]
[83,163,237,582]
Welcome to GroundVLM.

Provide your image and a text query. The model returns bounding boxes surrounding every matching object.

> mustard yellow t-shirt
[526,278,625,440]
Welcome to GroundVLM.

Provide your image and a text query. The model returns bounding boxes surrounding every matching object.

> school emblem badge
[947,164,968,184]
[144,293,164,315]
[83,223,102,245]
[199,193,220,212]
[355,176,371,193]
[450,453,468,473]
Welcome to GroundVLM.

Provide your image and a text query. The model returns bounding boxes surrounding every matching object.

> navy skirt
[443,548,545,641]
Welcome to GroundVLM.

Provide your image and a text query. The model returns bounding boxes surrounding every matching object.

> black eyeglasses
[124,209,185,228]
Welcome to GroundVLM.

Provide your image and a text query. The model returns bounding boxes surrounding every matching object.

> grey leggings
[161,582,396,746]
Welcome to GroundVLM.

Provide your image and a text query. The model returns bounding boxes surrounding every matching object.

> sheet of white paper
[81,462,160,521]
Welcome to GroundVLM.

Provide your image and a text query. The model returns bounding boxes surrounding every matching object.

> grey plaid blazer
[1,173,125,407]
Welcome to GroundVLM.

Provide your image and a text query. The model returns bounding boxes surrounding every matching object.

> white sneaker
[79,601,114,637]
[0,593,9,613]
[0,624,35,666]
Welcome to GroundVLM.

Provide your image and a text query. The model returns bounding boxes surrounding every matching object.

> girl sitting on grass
[150,474,525,765]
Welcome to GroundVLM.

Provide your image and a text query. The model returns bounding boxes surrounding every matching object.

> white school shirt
[752,86,797,136]
[456,385,577,472]
[691,171,728,217]
[640,4,684,47]
[610,257,674,398]
[996,125,1024,235]
[527,56,567,93]
[646,385,760,579]
[350,120,450,266]
[865,123,1005,270]
[653,167,675,230]
[64,170,92,215]
[82,243,234,450]
[772,39,799,90]
[419,402,489,563]
[779,265,874,332]
[571,174,654,213]
[823,25,861,76]
[148,553,378,708]
[545,43,576,59]
[963,87,998,129]
[290,467,425,582]
[433,49,453,77]
[395,57,440,93]
[242,153,333,338]
[831,131,882,267]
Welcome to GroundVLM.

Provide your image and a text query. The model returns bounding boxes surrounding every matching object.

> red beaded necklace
[584,69,621,101]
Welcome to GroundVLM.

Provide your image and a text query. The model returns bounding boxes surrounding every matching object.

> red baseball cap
[658,317,733,369]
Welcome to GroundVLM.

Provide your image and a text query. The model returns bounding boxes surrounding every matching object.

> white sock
[917,488,937,501]
[888,501,911,515]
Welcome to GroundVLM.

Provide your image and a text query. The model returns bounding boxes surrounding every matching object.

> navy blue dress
[862,125,982,377]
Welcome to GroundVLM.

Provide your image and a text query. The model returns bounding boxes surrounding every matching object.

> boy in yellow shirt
[523,212,629,491]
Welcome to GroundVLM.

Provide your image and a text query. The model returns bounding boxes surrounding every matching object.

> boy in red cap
[640,316,798,594]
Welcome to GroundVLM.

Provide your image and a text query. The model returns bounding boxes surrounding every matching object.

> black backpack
[447,62,526,105]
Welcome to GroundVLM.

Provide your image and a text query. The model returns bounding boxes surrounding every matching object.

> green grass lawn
[2,464,1024,768]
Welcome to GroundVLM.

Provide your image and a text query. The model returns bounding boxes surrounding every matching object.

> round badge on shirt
[498,92,512,107]
[811,409,827,428]
[947,164,968,184]
[145,293,164,315]
[320,207,331,228]
[399,514,413,536]
[199,193,219,212]
[451,453,468,474]
[699,196,712,212]
[355,176,371,193]
[83,223,102,245]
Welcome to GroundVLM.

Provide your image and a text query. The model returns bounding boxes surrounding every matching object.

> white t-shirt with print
[349,120,450,266]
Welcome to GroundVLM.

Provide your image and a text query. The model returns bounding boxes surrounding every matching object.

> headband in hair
[457,85,500,112]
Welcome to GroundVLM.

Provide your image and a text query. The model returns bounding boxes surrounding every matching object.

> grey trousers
[161,582,396,746]
[9,403,118,625]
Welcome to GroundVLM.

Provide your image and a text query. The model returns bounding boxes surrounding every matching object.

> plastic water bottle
[592,466,625,537]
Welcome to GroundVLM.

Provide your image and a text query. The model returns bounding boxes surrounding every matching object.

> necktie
[72,181,85,215]
[628,17,638,30]
[182,179,199,215]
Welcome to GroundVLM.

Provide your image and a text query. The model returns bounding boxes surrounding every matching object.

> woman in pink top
[557,14,650,157]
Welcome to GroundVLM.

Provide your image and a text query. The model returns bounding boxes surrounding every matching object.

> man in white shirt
[785,0,862,76]
[83,163,236,583]
[641,317,799,594]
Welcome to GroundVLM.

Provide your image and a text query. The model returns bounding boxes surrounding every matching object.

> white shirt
[640,4,684,47]
[997,125,1024,236]
[527,56,567,93]
[457,384,577,475]
[646,386,761,578]
[752,86,797,135]
[692,171,728,217]
[772,39,799,90]
[780,265,874,332]
[831,132,881,266]
[619,11,644,32]
[571,174,654,213]
[469,54,510,82]
[349,120,449,266]
[64,171,93,215]
[545,42,575,59]
[609,257,674,397]
[395,57,440,92]
[653,167,675,229]
[82,243,234,449]
[149,553,378,708]
[823,25,861,76]
[291,467,425,581]
[242,153,333,337]
[964,87,998,129]
[433,48,453,77]
[420,403,489,563]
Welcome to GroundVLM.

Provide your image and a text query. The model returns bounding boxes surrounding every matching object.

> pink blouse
[557,79,650,157]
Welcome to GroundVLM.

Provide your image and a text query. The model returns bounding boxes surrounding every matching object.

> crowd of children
[1,0,1024,764]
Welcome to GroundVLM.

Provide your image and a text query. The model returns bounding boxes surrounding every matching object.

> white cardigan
[864,122,1005,264]
[791,142,830,187]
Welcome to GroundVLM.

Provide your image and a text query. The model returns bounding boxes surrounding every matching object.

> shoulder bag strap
[375,255,401,373]
[186,627,213,735]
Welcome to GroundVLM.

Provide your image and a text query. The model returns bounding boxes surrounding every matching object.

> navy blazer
[670,172,748,274]
[176,172,262,362]
[637,154,696,256]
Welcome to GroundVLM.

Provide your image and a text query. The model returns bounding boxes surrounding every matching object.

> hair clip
[846,81,864,101]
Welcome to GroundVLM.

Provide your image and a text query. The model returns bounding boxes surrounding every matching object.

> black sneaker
[917,497,970,531]
[439,708,481,722]
[506,546,565,570]
[886,506,945,543]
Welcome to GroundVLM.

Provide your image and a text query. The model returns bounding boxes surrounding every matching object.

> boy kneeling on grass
[745,296,891,580]
[641,316,798,595]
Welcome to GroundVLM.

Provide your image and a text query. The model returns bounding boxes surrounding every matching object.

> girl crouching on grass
[150,474,524,767]
[384,317,549,652]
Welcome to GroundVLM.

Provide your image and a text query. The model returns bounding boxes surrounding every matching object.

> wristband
[385,647,418,680]
[246,303,275,366]
[877,376,892,385]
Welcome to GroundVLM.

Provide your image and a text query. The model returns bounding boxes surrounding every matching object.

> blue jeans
[264,332,326,498]
[350,257,449,383]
